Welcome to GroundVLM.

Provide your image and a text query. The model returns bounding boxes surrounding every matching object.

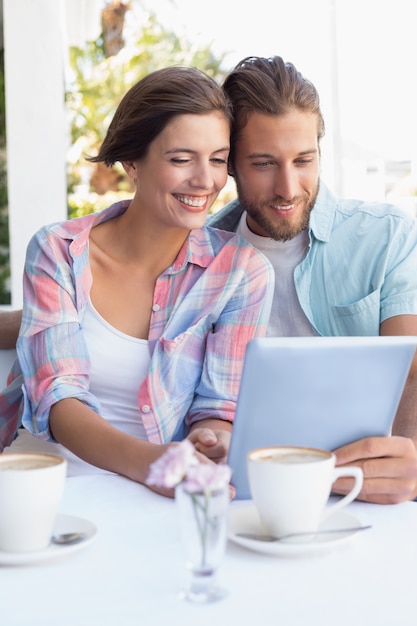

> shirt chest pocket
[157,323,210,401]
[331,289,381,335]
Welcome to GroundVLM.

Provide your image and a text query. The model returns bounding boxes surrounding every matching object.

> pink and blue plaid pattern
[0,201,273,449]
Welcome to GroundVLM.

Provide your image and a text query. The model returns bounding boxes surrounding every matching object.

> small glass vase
[175,482,229,603]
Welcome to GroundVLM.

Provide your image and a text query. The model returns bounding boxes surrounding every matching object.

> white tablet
[228,336,417,499]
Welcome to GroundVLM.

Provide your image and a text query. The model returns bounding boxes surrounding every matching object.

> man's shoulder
[207,199,243,232]
[336,194,404,216]
[312,183,417,241]
[334,197,417,232]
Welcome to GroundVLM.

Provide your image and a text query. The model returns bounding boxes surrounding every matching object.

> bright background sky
[136,0,417,165]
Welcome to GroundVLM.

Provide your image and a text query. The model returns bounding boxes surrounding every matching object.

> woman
[4,67,274,494]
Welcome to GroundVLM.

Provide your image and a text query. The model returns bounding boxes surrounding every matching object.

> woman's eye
[211,158,228,165]
[171,157,190,164]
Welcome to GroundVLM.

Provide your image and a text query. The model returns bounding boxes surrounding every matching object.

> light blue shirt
[208,182,417,336]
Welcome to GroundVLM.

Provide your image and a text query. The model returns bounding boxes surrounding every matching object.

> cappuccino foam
[0,455,62,471]
[259,451,326,464]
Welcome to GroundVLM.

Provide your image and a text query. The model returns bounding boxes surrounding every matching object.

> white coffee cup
[0,452,67,552]
[247,446,363,538]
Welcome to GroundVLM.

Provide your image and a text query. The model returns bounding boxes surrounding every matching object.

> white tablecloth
[2,473,417,626]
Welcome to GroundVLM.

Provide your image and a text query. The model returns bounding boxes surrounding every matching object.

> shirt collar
[55,200,130,255]
[308,182,337,243]
[168,226,215,273]
[60,199,214,271]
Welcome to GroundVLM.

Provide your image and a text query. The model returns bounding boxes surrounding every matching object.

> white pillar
[3,0,68,308]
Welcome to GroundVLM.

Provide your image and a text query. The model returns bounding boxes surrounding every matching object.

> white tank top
[82,298,150,438]
[49,300,151,475]
[237,212,317,337]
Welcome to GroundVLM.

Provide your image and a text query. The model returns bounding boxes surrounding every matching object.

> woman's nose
[189,163,213,189]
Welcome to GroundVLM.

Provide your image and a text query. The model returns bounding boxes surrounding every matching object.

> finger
[334,436,414,465]
[342,455,417,480]
[188,428,217,447]
[147,483,175,499]
[196,443,228,464]
[194,450,215,465]
[332,475,417,504]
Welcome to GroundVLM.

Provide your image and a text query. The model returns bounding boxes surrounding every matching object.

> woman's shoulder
[202,225,273,272]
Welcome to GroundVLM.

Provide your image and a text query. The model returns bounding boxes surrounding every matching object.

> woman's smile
[174,194,209,211]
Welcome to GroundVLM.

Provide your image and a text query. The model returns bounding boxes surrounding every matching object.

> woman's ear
[121,161,137,180]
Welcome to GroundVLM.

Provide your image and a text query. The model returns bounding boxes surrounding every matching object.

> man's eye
[253,161,271,168]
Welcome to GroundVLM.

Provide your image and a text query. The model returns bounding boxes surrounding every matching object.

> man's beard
[236,180,319,242]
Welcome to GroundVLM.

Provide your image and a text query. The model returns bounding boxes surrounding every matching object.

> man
[207,55,417,504]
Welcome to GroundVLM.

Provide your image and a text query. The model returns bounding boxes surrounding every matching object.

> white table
[2,473,417,626]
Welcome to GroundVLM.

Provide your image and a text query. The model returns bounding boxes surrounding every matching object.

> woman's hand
[188,419,232,464]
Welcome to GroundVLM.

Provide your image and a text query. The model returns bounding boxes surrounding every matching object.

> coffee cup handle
[321,466,363,522]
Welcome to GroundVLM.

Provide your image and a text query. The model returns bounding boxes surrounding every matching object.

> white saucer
[228,504,365,558]
[0,514,97,566]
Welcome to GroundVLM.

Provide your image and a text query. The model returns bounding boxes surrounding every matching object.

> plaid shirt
[0,201,273,449]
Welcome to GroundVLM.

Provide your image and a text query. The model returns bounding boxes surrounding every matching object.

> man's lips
[271,203,295,211]
[270,202,297,216]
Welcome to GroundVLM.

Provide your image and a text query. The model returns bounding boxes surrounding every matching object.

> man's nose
[273,166,297,201]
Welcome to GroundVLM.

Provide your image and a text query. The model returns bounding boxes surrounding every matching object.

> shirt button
[141,405,151,413]
[152,304,160,312]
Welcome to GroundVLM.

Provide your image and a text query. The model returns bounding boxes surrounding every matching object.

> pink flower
[145,439,232,492]
[183,463,232,494]
[146,440,198,489]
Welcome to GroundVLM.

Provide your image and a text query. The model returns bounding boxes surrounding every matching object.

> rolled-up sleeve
[18,225,100,440]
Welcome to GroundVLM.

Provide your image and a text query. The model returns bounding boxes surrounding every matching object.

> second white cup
[247,446,363,538]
